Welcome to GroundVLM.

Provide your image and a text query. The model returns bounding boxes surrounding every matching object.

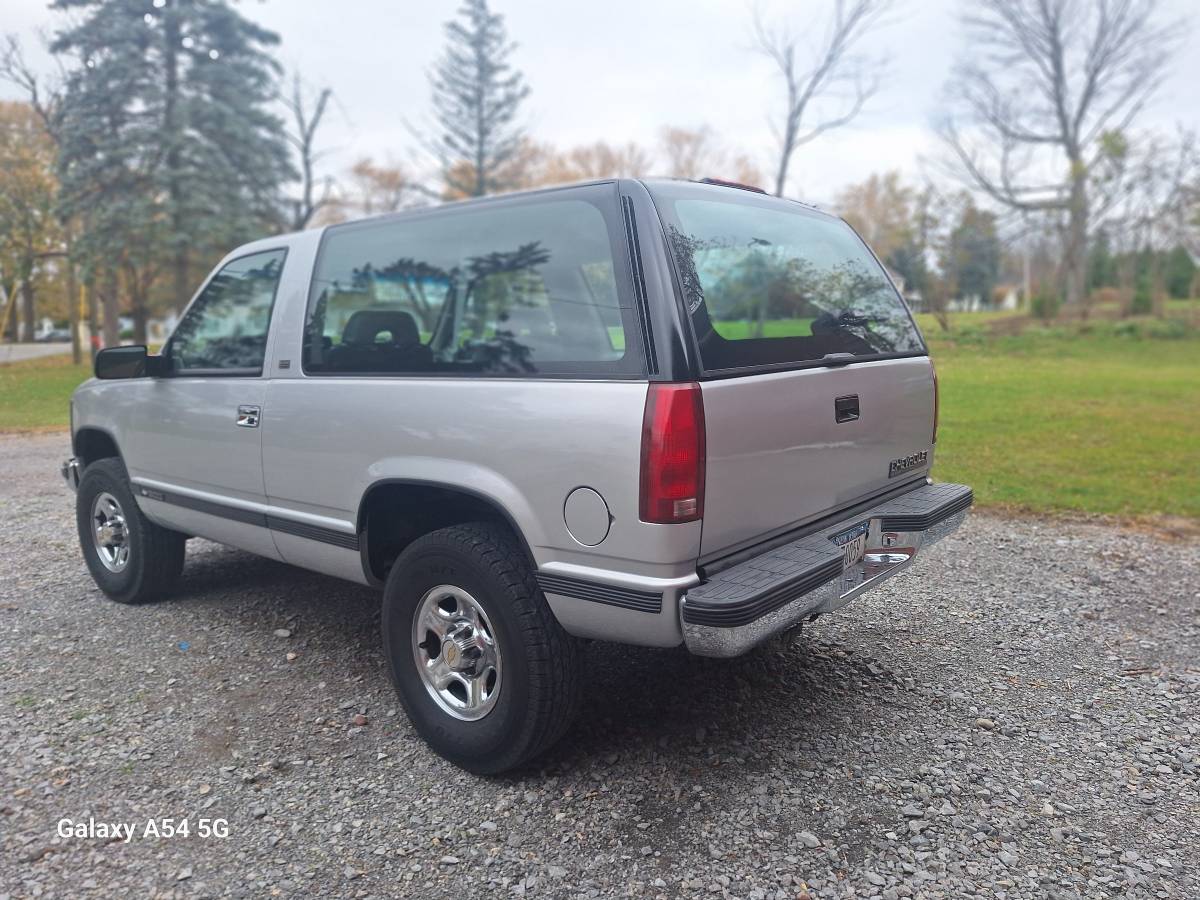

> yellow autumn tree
[0,100,62,341]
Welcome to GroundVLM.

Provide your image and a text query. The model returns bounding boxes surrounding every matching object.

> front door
[123,249,288,559]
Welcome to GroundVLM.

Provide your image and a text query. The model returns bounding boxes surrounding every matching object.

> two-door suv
[64,178,971,773]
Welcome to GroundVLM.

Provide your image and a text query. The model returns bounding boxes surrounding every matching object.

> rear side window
[648,183,925,373]
[303,187,642,377]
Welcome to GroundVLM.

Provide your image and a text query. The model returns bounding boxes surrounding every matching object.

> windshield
[648,183,926,372]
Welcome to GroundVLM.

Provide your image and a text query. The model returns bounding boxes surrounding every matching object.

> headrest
[342,309,420,346]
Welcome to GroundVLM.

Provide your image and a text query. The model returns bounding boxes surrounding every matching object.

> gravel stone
[2,432,1198,898]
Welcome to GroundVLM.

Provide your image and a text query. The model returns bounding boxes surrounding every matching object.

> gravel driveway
[2,432,1197,899]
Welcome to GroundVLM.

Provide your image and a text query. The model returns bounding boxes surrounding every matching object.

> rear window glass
[649,184,925,373]
[304,189,641,377]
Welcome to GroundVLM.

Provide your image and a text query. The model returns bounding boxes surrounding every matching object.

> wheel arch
[73,427,122,469]
[356,478,538,587]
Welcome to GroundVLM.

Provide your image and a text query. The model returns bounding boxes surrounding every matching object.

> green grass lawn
[925,325,1200,519]
[710,318,816,340]
[2,325,1197,520]
[0,354,91,431]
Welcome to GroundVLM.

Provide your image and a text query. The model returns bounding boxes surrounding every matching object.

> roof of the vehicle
[265,176,833,244]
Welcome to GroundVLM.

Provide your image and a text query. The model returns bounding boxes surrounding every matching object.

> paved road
[0,342,74,365]
[1,432,1197,899]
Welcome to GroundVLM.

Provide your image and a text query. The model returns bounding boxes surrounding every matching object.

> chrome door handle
[236,405,260,428]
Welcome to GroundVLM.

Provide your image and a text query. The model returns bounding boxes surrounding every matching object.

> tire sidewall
[76,460,148,603]
[382,537,533,770]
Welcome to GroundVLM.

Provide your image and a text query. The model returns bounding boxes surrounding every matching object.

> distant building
[884,266,925,311]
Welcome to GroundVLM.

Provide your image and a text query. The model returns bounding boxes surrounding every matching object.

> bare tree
[1,35,87,362]
[659,126,764,185]
[556,140,653,181]
[1101,129,1198,316]
[660,126,723,180]
[0,35,61,137]
[499,138,653,188]
[937,0,1181,307]
[754,0,893,197]
[283,73,333,231]
[330,158,422,220]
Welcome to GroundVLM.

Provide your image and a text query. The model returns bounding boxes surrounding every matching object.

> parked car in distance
[63,178,971,773]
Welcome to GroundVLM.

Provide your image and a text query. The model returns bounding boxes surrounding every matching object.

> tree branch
[755,0,894,196]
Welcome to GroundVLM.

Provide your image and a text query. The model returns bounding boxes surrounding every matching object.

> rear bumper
[680,482,972,657]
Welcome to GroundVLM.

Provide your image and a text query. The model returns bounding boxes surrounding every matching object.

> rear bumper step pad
[681,482,972,656]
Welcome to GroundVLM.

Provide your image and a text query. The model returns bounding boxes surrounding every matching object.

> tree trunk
[19,275,35,343]
[173,249,190,313]
[66,230,82,364]
[1063,167,1088,308]
[1151,261,1166,319]
[84,274,99,361]
[163,5,190,312]
[101,269,120,348]
[132,305,148,345]
[0,283,16,342]
[130,272,149,345]
[1022,238,1032,311]
[773,137,791,198]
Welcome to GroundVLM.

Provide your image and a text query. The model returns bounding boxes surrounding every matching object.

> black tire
[382,522,581,774]
[76,457,186,605]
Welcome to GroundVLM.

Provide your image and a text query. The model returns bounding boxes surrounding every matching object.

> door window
[167,249,287,374]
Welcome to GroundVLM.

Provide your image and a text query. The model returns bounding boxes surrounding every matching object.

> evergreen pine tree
[431,0,530,198]
[53,0,293,330]
[1087,229,1117,291]
[1163,246,1196,300]
[945,203,1001,306]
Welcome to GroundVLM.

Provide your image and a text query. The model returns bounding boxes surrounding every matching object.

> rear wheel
[381,522,581,774]
[76,458,186,604]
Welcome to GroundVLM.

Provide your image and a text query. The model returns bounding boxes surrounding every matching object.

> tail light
[640,383,705,524]
[931,362,940,445]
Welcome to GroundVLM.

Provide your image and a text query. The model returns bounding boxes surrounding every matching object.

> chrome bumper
[680,482,972,658]
[61,457,81,492]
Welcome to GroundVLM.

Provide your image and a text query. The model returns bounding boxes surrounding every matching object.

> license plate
[831,522,869,571]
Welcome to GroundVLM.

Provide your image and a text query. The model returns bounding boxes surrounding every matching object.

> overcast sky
[3,0,1198,204]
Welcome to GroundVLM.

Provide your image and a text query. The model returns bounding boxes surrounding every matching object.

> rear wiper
[837,311,872,326]
[819,352,857,367]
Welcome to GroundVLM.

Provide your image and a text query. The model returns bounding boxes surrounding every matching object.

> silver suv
[63,179,971,772]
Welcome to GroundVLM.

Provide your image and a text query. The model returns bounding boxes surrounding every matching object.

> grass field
[0,354,91,431]
[923,324,1199,519]
[2,320,1197,520]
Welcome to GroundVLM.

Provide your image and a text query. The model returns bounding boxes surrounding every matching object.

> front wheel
[75,458,186,604]
[381,523,581,774]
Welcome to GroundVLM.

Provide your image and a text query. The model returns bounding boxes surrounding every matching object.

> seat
[327,309,433,372]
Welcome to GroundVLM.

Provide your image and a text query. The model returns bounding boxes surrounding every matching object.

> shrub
[1112,320,1141,338]
[1031,290,1060,321]
[1129,271,1154,315]
[1109,318,1193,340]
[1144,318,1190,340]
[952,323,988,345]
[1089,286,1122,310]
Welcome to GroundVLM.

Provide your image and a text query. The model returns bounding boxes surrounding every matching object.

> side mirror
[94,345,167,379]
